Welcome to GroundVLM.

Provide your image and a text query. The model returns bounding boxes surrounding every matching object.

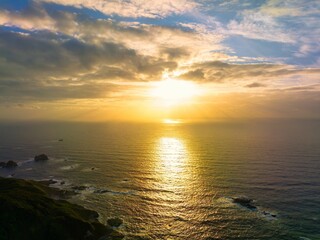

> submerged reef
[0,177,124,240]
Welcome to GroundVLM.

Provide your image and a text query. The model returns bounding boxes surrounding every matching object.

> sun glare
[150,79,200,106]
[163,119,181,124]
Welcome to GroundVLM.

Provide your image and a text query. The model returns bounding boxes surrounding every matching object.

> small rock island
[232,196,257,210]
[34,154,49,162]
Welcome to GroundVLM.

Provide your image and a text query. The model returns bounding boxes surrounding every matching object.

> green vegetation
[0,177,124,240]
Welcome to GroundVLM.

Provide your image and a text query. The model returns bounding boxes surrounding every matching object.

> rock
[94,189,111,194]
[174,216,186,222]
[107,218,123,228]
[56,189,79,199]
[0,162,6,168]
[0,177,123,240]
[72,185,88,191]
[58,139,63,142]
[4,161,18,168]
[38,179,57,186]
[262,211,277,219]
[233,196,257,210]
[233,196,252,204]
[60,181,65,185]
[34,154,49,162]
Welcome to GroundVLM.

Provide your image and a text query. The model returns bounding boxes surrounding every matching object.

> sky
[0,0,319,122]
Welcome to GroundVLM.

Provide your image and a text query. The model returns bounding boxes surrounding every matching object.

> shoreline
[0,177,124,240]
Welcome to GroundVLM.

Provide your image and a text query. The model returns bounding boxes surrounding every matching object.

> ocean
[0,120,319,239]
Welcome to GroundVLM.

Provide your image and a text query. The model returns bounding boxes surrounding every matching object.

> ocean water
[0,120,319,240]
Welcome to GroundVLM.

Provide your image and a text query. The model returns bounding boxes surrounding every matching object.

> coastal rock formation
[0,161,18,168]
[107,218,123,228]
[38,179,58,186]
[72,185,88,191]
[34,154,49,162]
[262,211,277,219]
[232,196,257,210]
[6,160,18,168]
[94,189,111,194]
[0,177,124,240]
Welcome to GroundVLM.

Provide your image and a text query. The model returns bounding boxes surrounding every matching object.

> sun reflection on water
[158,137,188,175]
[155,136,193,196]
[153,136,220,239]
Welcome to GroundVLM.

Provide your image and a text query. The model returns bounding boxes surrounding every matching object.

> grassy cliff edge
[0,177,123,240]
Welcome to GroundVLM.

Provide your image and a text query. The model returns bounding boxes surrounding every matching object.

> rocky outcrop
[72,185,88,191]
[0,177,124,240]
[34,154,49,162]
[107,218,123,228]
[232,196,257,210]
[38,179,58,186]
[0,161,18,168]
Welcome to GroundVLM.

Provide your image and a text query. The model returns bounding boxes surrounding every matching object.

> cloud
[259,0,320,17]
[0,30,137,77]
[197,0,253,12]
[224,0,320,64]
[245,82,266,88]
[0,1,224,102]
[0,0,319,120]
[0,28,178,101]
[0,1,224,62]
[178,69,205,81]
[0,2,56,30]
[36,0,198,18]
[0,81,119,101]
[293,16,320,58]
[276,84,320,92]
[177,61,320,82]
[227,11,295,43]
[160,47,190,60]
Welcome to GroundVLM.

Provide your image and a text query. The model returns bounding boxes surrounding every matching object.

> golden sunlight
[150,78,201,107]
[163,119,181,124]
[157,137,187,174]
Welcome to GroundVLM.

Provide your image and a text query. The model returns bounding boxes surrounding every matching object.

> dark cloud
[178,61,320,82]
[283,85,319,91]
[160,47,190,60]
[179,69,205,80]
[0,79,120,101]
[0,30,134,84]
[0,28,178,101]
[81,66,136,81]
[245,82,266,88]
[270,84,320,92]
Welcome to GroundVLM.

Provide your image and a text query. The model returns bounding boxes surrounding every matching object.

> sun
[150,78,200,106]
[163,119,181,124]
